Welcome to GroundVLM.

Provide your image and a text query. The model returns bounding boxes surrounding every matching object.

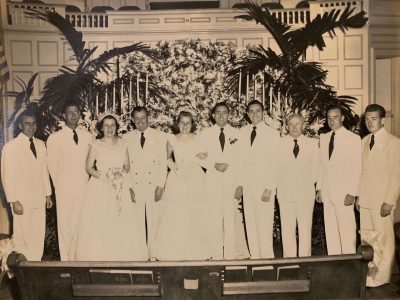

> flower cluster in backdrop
[72,39,322,138]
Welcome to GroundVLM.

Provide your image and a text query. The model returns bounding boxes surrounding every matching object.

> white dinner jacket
[46,126,92,192]
[123,127,168,202]
[199,124,239,180]
[1,133,51,208]
[237,122,280,198]
[359,127,400,209]
[277,134,319,203]
[317,126,362,204]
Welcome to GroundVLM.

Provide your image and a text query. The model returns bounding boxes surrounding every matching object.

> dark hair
[365,104,386,118]
[212,102,230,114]
[326,104,343,116]
[210,101,230,124]
[62,100,80,113]
[173,111,196,134]
[246,100,264,113]
[96,115,120,139]
[131,106,148,117]
[19,107,38,123]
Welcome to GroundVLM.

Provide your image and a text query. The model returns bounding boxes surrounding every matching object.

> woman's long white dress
[152,135,212,260]
[75,139,148,261]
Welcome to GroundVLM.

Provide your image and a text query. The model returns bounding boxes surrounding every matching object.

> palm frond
[235,0,291,54]
[286,5,368,58]
[24,72,39,103]
[38,70,95,115]
[87,42,157,76]
[26,9,85,60]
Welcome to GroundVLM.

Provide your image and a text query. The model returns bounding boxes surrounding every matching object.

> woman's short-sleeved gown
[152,135,212,260]
[75,139,148,261]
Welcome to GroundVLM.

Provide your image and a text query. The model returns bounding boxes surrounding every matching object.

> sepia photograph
[0,0,399,299]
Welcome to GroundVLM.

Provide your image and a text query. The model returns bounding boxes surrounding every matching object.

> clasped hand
[196,152,208,160]
[215,163,229,173]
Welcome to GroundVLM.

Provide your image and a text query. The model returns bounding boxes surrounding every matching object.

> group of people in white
[1,99,400,288]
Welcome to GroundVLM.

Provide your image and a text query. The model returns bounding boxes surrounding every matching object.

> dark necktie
[369,134,375,150]
[293,139,299,158]
[29,138,37,158]
[73,130,78,145]
[328,131,335,160]
[250,126,257,146]
[219,127,225,152]
[140,132,145,148]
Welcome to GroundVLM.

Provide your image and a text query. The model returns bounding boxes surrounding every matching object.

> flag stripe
[0,42,10,83]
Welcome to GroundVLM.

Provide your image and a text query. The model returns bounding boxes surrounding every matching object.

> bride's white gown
[152,135,212,260]
[75,139,148,261]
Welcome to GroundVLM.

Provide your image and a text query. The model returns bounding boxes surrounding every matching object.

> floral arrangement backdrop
[84,39,323,137]
[119,39,248,132]
[93,39,326,257]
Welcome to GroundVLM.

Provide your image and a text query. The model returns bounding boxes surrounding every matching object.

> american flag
[0,42,10,83]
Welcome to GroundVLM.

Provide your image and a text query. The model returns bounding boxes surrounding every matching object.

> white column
[112,84,116,112]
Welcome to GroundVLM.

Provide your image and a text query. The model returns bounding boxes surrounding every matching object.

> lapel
[143,127,155,149]
[366,129,388,163]
[214,125,224,153]
[362,135,370,165]
[17,134,38,166]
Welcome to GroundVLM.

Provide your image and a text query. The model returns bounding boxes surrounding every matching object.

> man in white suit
[124,106,168,256]
[316,104,362,255]
[234,100,280,259]
[199,102,240,260]
[1,110,53,260]
[277,114,319,257]
[358,104,400,287]
[47,101,92,261]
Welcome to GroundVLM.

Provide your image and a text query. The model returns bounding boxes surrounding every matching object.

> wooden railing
[66,13,108,28]
[271,8,310,26]
[5,0,363,28]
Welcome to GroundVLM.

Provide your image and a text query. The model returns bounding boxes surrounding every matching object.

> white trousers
[360,207,395,286]
[279,200,314,257]
[243,191,275,259]
[205,170,237,260]
[12,206,45,261]
[56,192,83,261]
[136,201,159,257]
[323,199,356,255]
[208,195,237,260]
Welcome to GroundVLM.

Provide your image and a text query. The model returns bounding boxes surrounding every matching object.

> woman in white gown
[75,114,148,261]
[152,111,212,260]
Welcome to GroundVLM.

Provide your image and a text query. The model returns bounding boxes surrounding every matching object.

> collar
[370,127,387,144]
[250,121,266,130]
[63,125,78,134]
[18,133,34,143]
[215,124,230,131]
[289,134,303,142]
[371,126,385,139]
[331,126,346,136]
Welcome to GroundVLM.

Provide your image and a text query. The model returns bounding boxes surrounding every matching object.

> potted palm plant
[26,9,158,123]
[228,0,368,129]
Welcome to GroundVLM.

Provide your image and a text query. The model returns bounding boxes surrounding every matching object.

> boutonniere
[229,138,238,145]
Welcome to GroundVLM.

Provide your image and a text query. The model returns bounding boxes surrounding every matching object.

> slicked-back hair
[131,106,148,117]
[212,101,230,114]
[365,104,386,118]
[246,100,264,113]
[210,101,230,124]
[62,100,80,113]
[326,104,343,116]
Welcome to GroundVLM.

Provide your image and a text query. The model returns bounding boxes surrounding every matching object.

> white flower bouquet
[106,167,128,216]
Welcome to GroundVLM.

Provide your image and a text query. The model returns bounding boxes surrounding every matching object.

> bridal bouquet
[106,168,127,216]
